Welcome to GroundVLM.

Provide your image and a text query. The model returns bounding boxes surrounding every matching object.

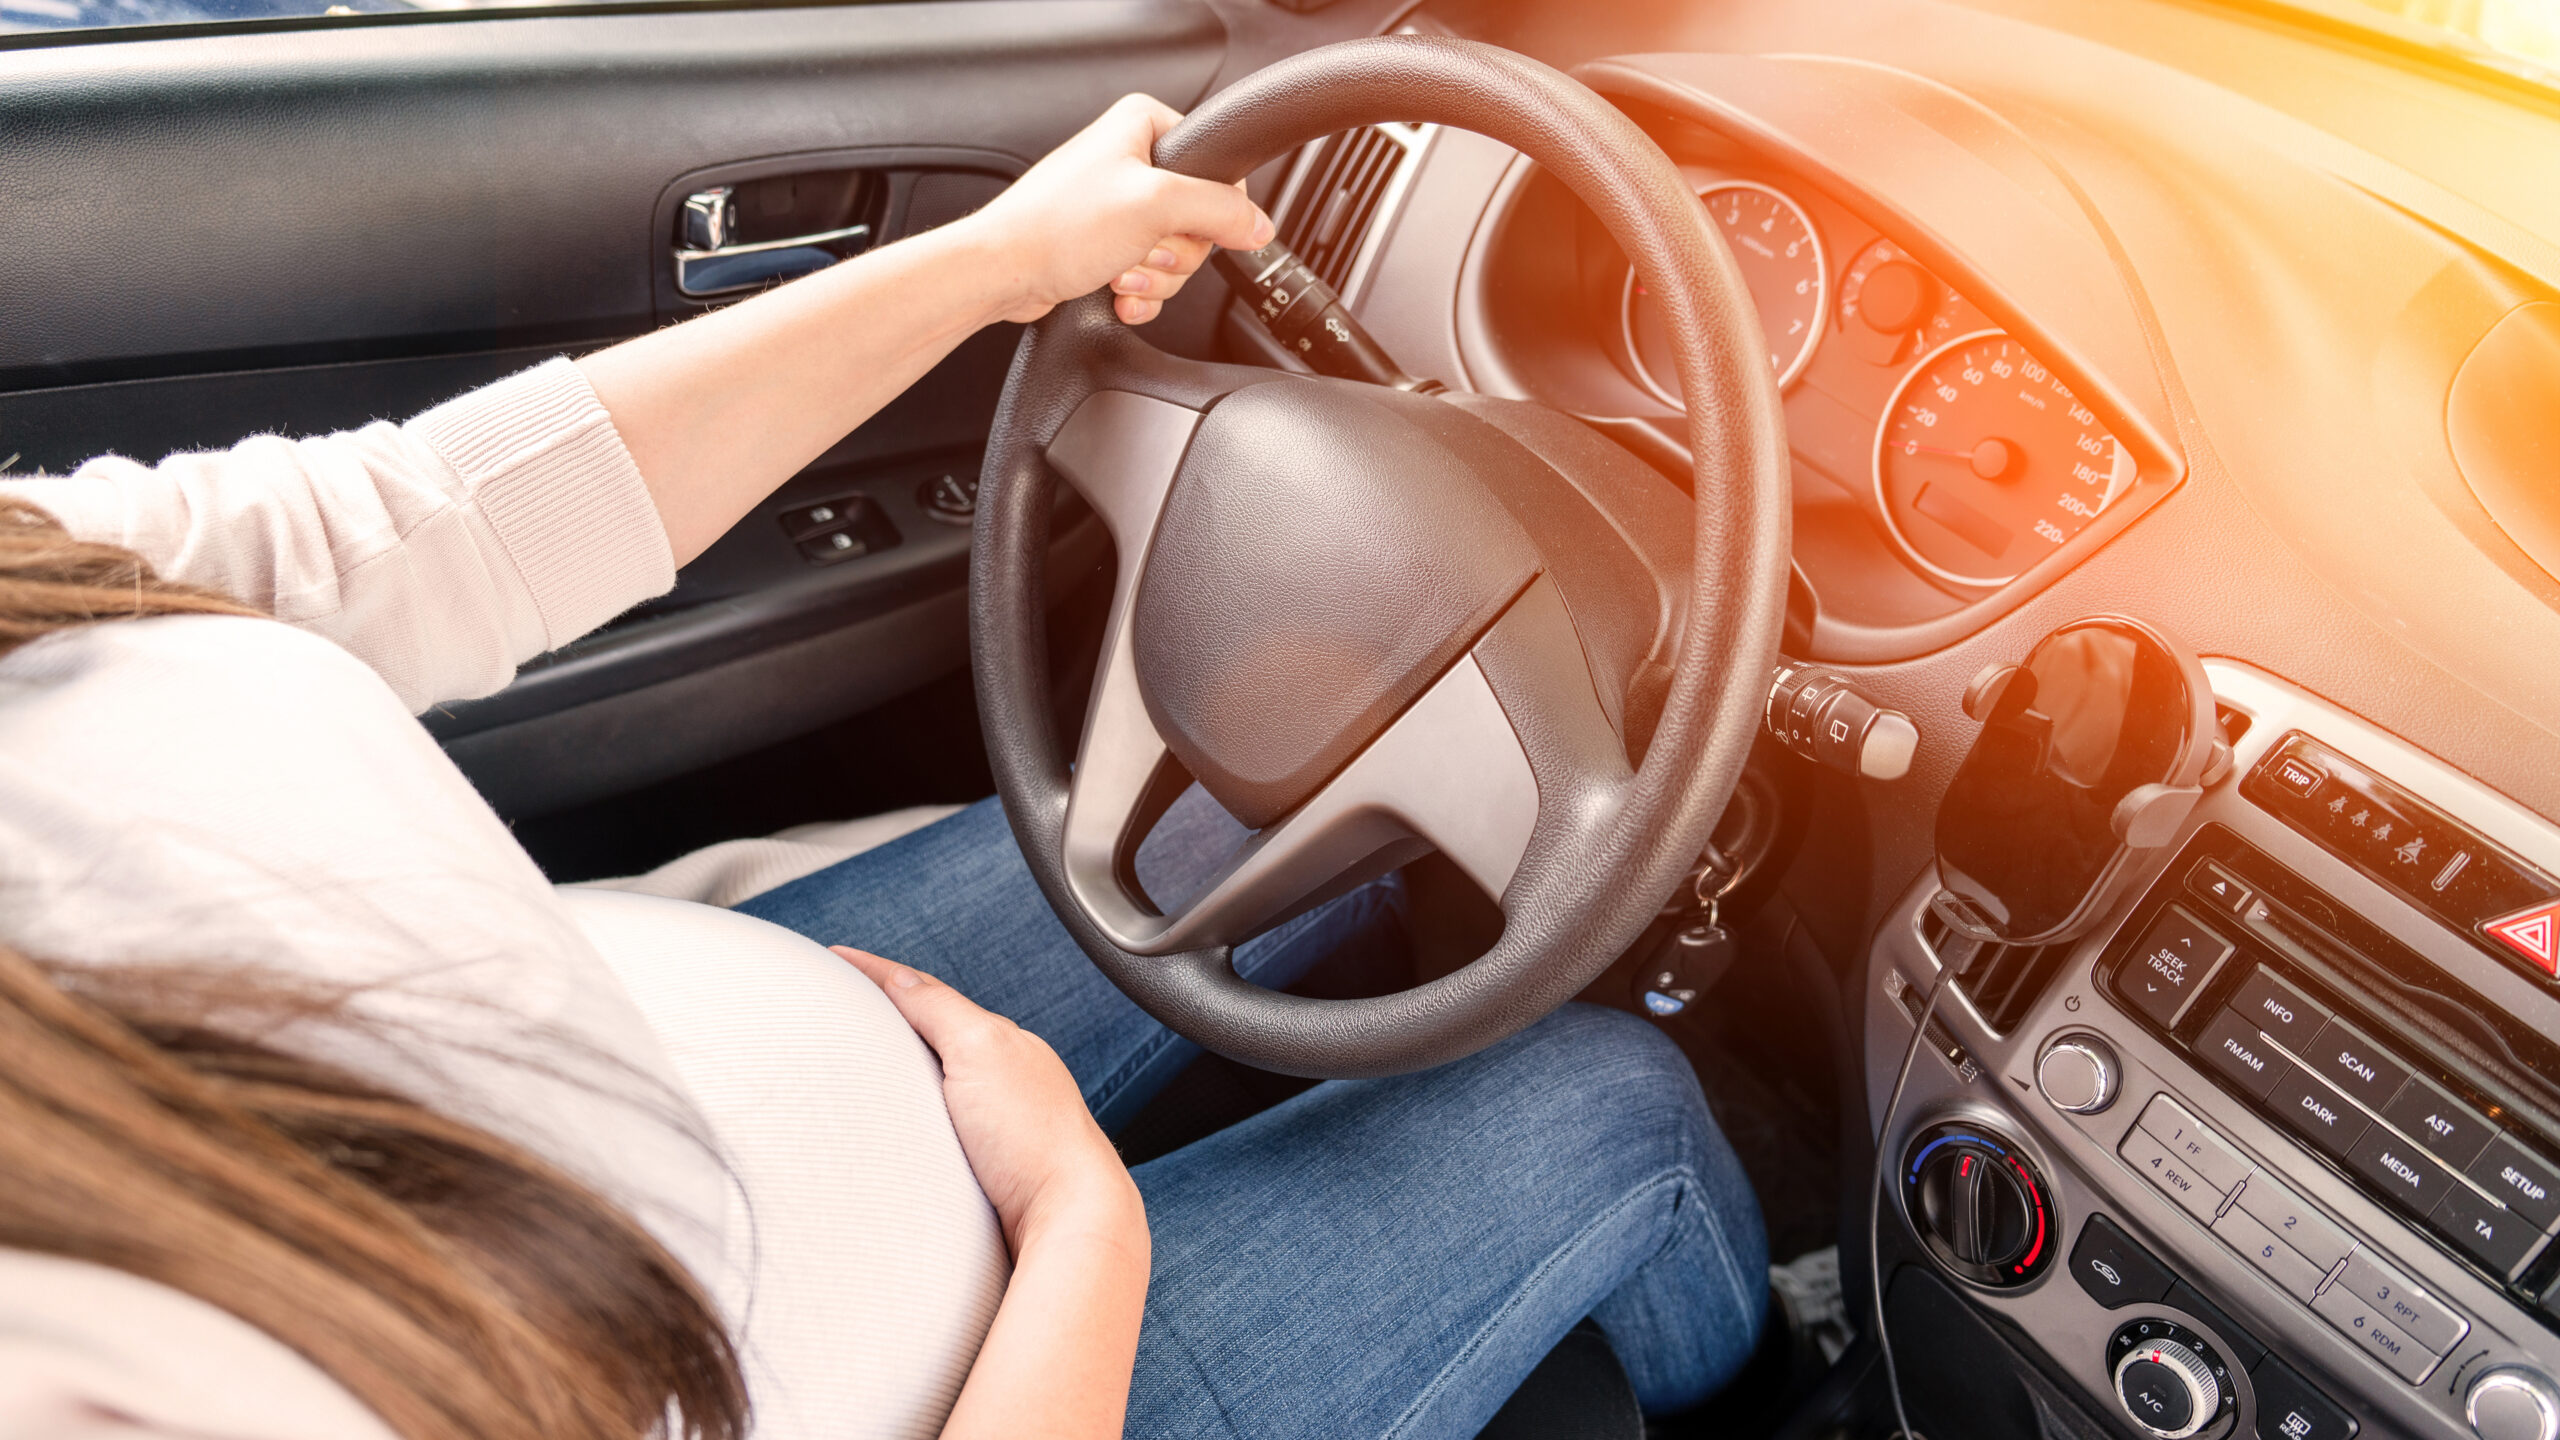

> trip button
[2115,906,2237,1028]
[2070,1213,2179,1308]
[2379,1076,2497,1170]
[2466,1135,2560,1229]
[2304,1019,2411,1110]
[2227,967,2329,1056]
[2272,754,2328,799]
[2310,1280,2435,1384]
[2197,1009,2286,1101]
[2232,1171,2354,1272]
[2249,1355,2360,1440]
[2433,1184,2537,1276]
[2121,1123,2229,1224]
[2334,1249,2468,1354]
[2192,860,2256,914]
[2138,1095,2253,1192]
[2346,1125,2457,1214]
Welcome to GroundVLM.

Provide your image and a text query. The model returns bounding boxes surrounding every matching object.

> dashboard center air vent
[1922,909,2074,1035]
[1274,122,1433,302]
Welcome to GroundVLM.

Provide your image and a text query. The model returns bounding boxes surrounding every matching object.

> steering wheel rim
[971,35,1792,1080]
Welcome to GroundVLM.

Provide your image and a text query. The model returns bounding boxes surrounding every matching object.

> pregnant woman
[0,95,1767,1440]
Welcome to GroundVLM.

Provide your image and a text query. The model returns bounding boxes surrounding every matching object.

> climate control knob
[2038,1035,2119,1114]
[1901,1123,2055,1287]
[2467,1367,2560,1440]
[2113,1336,2223,1439]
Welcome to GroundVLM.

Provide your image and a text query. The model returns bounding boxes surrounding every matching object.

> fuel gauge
[1839,238,1964,366]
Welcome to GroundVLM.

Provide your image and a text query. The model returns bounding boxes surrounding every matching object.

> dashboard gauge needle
[1901,436,2020,481]
[1900,442,1973,458]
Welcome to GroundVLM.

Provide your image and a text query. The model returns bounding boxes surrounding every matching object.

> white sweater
[0,362,1007,1440]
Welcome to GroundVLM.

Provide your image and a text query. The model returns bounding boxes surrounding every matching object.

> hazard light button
[2484,900,2560,976]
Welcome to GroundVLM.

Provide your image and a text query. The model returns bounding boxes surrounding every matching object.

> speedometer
[1873,331,2134,587]
[1622,181,1827,406]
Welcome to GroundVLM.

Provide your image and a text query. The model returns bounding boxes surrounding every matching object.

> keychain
[1639,844,1744,1017]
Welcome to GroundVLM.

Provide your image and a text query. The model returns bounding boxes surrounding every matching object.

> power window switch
[797,528,868,565]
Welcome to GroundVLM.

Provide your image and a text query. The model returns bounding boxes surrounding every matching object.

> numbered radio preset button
[2231,1171,2354,1272]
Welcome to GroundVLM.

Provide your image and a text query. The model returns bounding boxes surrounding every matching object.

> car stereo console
[1868,660,2560,1440]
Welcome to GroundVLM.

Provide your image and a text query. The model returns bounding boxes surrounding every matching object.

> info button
[2113,906,2236,1028]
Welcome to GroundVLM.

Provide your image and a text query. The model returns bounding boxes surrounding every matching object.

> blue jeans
[738,795,1770,1437]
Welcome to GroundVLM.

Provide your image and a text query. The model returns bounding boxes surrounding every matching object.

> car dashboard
[1300,2,2560,1437]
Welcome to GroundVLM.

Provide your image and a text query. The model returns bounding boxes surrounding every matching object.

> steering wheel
[970,35,1792,1080]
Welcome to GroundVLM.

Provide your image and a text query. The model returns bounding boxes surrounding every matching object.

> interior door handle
[674,186,870,297]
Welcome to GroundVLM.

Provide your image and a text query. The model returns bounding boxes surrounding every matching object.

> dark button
[2466,1134,2560,1229]
[2379,1077,2497,1170]
[2303,1018,2411,1110]
[2116,906,2237,1028]
[778,497,858,538]
[2228,967,2329,1055]
[797,528,868,565]
[2191,859,2256,914]
[2266,1064,2370,1158]
[2271,754,2327,799]
[2196,1009,2286,1101]
[2167,1278,2267,1368]
[2432,1184,2537,1276]
[2347,1125,2457,1214]
[2249,1355,2359,1440]
[2070,1214,2179,1308]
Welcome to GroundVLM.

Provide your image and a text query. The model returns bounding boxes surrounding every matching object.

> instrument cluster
[1606,174,2135,595]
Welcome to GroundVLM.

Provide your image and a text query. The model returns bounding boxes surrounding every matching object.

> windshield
[0,0,923,37]
[2250,0,2560,88]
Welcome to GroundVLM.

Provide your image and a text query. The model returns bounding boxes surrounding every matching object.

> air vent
[1275,122,1431,299]
[1921,910,2074,1035]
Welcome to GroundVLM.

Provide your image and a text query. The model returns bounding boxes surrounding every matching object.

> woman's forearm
[941,1177,1152,1440]
[576,221,1019,565]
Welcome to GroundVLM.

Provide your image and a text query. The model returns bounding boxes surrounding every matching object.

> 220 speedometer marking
[1873,331,2134,587]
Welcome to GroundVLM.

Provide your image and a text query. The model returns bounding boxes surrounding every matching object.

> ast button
[2433,1185,2538,1275]
[2379,1076,2497,1170]
[2116,906,2237,1028]
[2305,1018,2412,1110]
[2227,967,2330,1055]
[2249,1356,2360,1440]
[2197,1009,2286,1101]
[2266,1065,2370,1159]
[2070,1213,2178,1308]
[2466,1135,2560,1229]
[2347,1126,2457,1215]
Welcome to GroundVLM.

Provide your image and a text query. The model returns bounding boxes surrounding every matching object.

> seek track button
[2114,906,2235,1028]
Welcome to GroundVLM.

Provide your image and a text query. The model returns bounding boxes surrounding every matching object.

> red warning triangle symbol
[2484,901,2560,976]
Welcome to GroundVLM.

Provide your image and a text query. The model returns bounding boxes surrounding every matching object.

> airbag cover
[1132,380,1540,829]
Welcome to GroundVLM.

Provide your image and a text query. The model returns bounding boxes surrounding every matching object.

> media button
[2115,906,2236,1028]
[2379,1076,2496,1171]
[2227,967,2329,1055]
[2197,1009,2285,1101]
[2466,1135,2560,1229]
[2267,1065,2369,1159]
[2305,1018,2411,1110]
[2431,1184,2536,1277]
[2347,1126,2457,1215]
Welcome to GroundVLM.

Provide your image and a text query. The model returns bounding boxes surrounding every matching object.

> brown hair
[0,496,749,1440]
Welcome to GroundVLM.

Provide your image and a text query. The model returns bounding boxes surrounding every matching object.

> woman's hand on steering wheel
[960,93,1275,326]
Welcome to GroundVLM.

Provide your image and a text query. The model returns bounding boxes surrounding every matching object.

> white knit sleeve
[0,359,674,712]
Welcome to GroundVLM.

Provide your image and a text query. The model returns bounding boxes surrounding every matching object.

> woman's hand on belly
[835,946,1148,1439]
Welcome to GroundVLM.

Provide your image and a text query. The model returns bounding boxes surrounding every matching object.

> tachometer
[1622,181,1826,405]
[1873,331,2134,587]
